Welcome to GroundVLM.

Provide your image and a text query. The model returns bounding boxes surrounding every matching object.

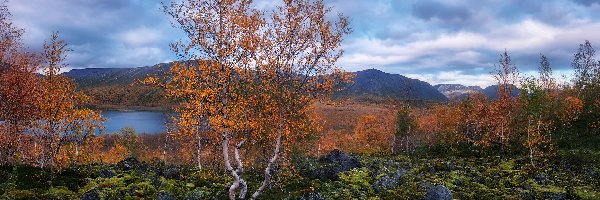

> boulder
[98,169,115,178]
[300,149,361,180]
[80,189,100,200]
[117,157,141,170]
[542,192,566,200]
[424,185,452,200]
[163,167,181,180]
[299,192,325,200]
[418,182,434,191]
[156,191,176,200]
[373,169,406,193]
[535,173,549,185]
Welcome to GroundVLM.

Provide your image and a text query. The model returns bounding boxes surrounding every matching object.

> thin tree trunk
[527,118,535,167]
[251,127,283,200]
[222,131,247,200]
[196,132,202,170]
[391,134,396,155]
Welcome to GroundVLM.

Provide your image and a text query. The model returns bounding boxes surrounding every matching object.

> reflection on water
[102,111,167,134]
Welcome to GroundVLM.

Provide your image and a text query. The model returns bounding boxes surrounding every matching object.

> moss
[499,159,516,171]
[338,167,375,198]
[43,186,76,199]
[532,183,565,193]
[573,186,600,200]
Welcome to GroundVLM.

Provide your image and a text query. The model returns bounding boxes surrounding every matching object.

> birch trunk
[251,128,282,200]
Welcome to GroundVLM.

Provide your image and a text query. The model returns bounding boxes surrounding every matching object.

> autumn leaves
[144,0,351,199]
[0,6,103,170]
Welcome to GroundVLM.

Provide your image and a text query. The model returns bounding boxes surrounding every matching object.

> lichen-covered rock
[373,169,406,193]
[163,167,181,180]
[98,169,115,178]
[298,149,361,180]
[542,192,566,200]
[424,185,452,200]
[156,191,176,200]
[117,157,141,170]
[80,189,100,200]
[299,191,325,200]
[535,173,549,185]
[419,182,434,191]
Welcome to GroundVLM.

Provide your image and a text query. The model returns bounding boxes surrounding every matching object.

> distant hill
[65,66,449,102]
[338,69,448,102]
[64,63,171,88]
[433,83,520,100]
[434,84,482,100]
[482,84,520,100]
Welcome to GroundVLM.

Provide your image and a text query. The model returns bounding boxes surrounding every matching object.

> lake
[102,111,167,134]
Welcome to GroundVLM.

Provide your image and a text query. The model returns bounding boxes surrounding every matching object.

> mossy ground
[0,152,598,199]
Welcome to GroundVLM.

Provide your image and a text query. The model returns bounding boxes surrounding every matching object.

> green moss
[532,183,565,193]
[44,186,76,199]
[499,159,516,171]
[574,186,600,200]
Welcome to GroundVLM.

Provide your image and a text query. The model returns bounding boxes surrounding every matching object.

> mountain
[64,63,171,88]
[338,69,448,101]
[434,84,482,100]
[482,84,520,100]
[65,66,448,102]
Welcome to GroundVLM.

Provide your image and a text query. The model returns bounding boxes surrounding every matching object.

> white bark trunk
[251,129,282,200]
[196,133,202,170]
[223,132,247,200]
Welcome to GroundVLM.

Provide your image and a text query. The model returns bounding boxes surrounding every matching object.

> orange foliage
[348,114,394,154]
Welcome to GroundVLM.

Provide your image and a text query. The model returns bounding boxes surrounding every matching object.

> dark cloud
[412,1,471,24]
[5,0,600,87]
[7,0,178,69]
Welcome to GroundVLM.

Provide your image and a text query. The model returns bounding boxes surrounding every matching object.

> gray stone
[373,170,406,193]
[98,169,115,178]
[164,167,181,180]
[156,191,176,200]
[80,189,100,200]
[419,182,434,191]
[424,185,452,200]
[301,149,361,180]
[117,157,140,170]
[542,192,567,200]
[535,173,549,185]
[300,192,325,200]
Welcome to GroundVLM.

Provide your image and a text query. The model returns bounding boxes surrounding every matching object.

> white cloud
[119,27,162,47]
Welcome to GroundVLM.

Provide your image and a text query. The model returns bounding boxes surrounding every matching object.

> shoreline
[85,104,172,112]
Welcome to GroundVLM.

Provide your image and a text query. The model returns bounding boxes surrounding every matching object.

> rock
[419,182,434,191]
[118,157,140,170]
[453,178,463,187]
[80,189,100,200]
[151,176,162,188]
[318,149,356,165]
[156,191,176,200]
[535,173,549,185]
[98,169,115,178]
[373,169,406,193]
[300,149,361,180]
[584,168,598,179]
[424,185,452,200]
[542,192,567,200]
[163,167,181,180]
[300,192,325,200]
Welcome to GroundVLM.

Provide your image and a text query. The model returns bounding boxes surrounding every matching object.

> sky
[6,0,600,87]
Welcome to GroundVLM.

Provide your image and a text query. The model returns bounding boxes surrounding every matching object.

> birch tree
[154,0,350,199]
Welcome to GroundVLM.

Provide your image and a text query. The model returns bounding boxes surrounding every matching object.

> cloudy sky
[6,0,600,87]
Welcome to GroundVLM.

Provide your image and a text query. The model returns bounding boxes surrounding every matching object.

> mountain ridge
[64,65,449,102]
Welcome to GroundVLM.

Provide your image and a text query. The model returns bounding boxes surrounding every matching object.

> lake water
[102,111,167,134]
